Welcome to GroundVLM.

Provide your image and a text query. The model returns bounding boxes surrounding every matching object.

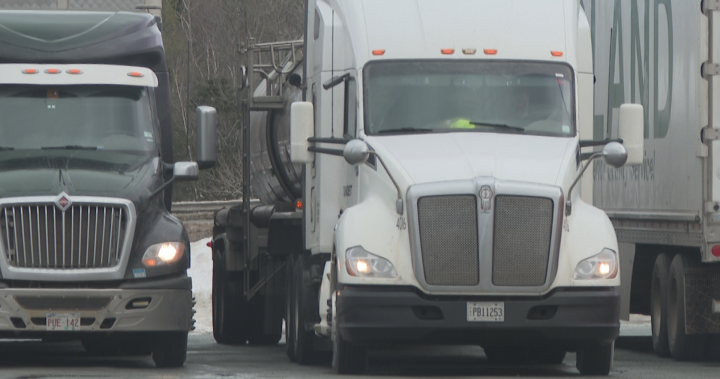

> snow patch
[188,237,213,334]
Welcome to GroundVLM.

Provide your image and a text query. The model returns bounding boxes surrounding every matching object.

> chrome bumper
[0,288,193,332]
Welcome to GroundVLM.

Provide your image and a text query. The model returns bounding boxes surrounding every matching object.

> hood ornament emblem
[480,186,493,212]
[55,192,72,212]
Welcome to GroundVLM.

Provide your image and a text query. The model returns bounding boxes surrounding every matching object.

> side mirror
[343,139,370,166]
[173,161,199,181]
[290,102,315,163]
[619,104,644,166]
[602,142,628,168]
[196,106,217,170]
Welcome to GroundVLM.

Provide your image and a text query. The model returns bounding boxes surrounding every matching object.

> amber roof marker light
[128,71,145,78]
[551,51,564,57]
[462,49,477,55]
[67,69,83,75]
[22,68,38,74]
[441,48,455,55]
[372,49,386,56]
[45,68,61,74]
[483,49,498,55]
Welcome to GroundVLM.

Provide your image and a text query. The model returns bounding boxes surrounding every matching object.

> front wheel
[576,342,613,376]
[152,332,188,368]
[212,258,248,344]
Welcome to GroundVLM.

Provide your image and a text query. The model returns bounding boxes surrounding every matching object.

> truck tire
[331,255,366,374]
[667,254,706,361]
[152,332,188,368]
[651,253,672,357]
[212,263,248,344]
[248,294,282,345]
[294,255,320,364]
[286,256,297,362]
[576,342,613,376]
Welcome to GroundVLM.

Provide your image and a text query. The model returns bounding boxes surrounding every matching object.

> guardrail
[171,200,260,213]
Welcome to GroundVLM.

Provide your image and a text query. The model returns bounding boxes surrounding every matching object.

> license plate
[47,313,81,331]
[467,302,504,322]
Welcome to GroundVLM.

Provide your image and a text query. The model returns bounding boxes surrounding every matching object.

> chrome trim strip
[407,178,564,295]
[0,196,136,281]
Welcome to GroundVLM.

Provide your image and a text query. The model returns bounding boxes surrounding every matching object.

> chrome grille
[0,204,127,269]
[418,195,479,286]
[492,196,553,286]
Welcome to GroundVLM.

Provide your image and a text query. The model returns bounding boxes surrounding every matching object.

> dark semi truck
[0,9,217,367]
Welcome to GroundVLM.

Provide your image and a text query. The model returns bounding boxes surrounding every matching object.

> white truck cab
[289,0,644,375]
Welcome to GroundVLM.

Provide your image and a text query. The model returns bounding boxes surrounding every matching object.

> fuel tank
[249,66,304,205]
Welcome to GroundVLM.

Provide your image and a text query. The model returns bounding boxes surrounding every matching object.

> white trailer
[582,0,720,361]
[211,0,644,375]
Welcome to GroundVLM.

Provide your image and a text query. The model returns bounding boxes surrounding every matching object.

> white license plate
[467,302,504,322]
[47,313,81,331]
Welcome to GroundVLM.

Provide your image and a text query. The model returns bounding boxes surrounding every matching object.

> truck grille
[492,196,553,286]
[0,205,127,269]
[417,195,479,286]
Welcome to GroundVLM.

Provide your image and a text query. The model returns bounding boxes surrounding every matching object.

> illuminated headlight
[142,242,185,267]
[345,246,397,278]
[573,249,618,280]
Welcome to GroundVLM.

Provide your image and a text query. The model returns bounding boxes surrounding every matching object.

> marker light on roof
[45,68,61,74]
[462,49,477,55]
[22,69,38,74]
[67,69,83,75]
[551,51,564,57]
[484,49,498,55]
[441,48,455,55]
[128,72,145,78]
[372,50,386,56]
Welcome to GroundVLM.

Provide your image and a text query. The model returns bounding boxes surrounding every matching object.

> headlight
[573,248,618,280]
[345,246,397,278]
[142,242,185,267]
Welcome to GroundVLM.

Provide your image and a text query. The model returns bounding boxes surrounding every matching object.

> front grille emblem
[55,192,72,212]
[480,186,493,212]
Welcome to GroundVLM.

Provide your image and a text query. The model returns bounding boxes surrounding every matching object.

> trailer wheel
[152,332,188,368]
[651,253,672,357]
[285,256,297,362]
[667,254,706,361]
[294,255,320,364]
[212,261,248,344]
[331,256,366,374]
[576,342,613,376]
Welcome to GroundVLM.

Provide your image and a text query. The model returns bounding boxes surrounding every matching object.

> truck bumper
[0,286,193,336]
[336,286,620,349]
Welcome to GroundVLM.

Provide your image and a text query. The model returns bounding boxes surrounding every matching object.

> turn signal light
[128,71,144,78]
[22,69,38,74]
[551,51,564,57]
[372,50,386,56]
[483,49,498,55]
[45,68,61,74]
[441,48,455,55]
[712,245,720,257]
[296,200,304,210]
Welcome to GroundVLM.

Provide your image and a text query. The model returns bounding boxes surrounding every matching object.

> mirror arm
[308,137,351,145]
[579,138,624,148]
[369,152,404,215]
[323,73,351,90]
[565,153,603,216]
[149,176,177,200]
[308,146,344,157]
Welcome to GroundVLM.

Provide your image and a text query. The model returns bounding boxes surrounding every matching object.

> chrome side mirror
[343,139,370,166]
[602,142,628,168]
[196,106,217,170]
[173,161,200,181]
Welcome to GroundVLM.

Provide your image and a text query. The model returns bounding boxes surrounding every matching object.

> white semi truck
[582,0,720,362]
[211,0,644,375]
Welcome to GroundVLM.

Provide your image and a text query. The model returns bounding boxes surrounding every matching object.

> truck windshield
[0,85,157,155]
[364,61,575,137]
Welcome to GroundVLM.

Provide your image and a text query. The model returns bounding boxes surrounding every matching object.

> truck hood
[369,133,574,186]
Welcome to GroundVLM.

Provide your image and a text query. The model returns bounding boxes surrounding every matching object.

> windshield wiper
[376,127,434,135]
[0,146,14,151]
[41,145,98,151]
[468,121,525,132]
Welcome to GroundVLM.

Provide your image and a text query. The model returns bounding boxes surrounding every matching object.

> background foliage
[163,0,305,201]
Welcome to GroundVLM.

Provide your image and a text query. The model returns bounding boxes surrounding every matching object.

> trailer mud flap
[685,271,720,334]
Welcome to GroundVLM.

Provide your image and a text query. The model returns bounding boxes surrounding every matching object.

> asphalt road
[0,335,717,378]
